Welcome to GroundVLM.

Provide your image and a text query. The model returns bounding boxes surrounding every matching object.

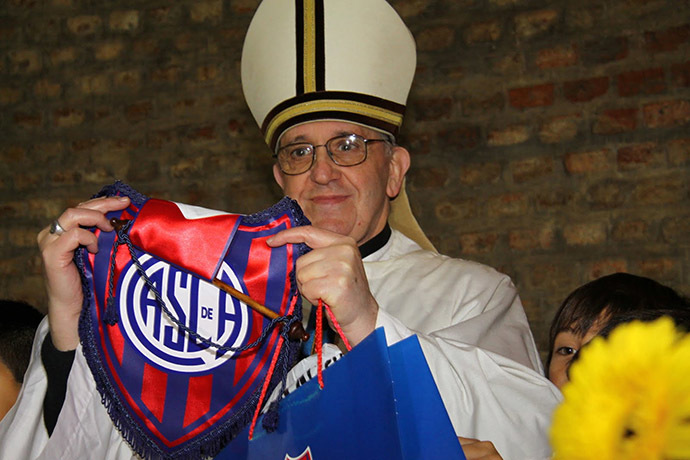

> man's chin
[308,218,353,238]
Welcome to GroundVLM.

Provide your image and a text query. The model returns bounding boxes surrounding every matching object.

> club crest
[118,257,250,373]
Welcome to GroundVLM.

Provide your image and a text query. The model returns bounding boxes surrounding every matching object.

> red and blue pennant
[76,182,310,459]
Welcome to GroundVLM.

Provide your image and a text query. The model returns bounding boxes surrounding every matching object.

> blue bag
[217,328,466,460]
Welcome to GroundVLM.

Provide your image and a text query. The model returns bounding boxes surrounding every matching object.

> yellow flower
[550,317,690,460]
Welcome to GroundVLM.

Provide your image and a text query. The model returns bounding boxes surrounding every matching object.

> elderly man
[0,1,559,459]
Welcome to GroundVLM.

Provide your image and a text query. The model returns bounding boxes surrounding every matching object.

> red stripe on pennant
[183,374,214,428]
[142,363,168,423]
[232,236,272,386]
[107,324,126,365]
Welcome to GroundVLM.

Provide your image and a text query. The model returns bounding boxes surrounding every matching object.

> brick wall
[1,0,688,359]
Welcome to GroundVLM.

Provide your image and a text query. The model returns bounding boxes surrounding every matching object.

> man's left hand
[266,225,378,346]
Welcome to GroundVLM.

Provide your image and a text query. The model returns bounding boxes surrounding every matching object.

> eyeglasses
[273,133,391,175]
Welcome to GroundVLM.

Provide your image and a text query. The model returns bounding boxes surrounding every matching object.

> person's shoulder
[374,230,513,283]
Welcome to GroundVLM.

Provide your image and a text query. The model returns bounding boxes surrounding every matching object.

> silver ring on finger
[49,219,66,236]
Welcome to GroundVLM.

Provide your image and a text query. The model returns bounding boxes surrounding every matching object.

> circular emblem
[118,254,250,373]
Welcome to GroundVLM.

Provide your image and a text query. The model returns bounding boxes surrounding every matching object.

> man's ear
[386,145,411,199]
[273,163,286,191]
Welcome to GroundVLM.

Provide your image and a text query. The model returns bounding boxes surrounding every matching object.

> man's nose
[309,145,340,183]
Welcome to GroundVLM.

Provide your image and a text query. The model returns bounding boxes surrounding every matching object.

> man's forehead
[280,121,377,145]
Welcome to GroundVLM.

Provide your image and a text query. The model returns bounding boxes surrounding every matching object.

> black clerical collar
[358,224,392,259]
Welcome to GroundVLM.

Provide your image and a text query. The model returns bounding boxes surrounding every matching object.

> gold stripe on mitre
[302,0,317,93]
[264,99,404,146]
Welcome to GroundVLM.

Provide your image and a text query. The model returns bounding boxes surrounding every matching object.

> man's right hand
[458,437,503,460]
[37,196,130,351]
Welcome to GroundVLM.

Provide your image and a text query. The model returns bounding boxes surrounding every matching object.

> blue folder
[218,328,466,459]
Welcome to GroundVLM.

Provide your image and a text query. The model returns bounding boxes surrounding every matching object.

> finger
[265,225,353,249]
[42,228,100,265]
[42,196,130,240]
[76,195,130,212]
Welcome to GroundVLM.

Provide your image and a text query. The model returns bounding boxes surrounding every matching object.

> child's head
[0,300,43,420]
[546,273,689,389]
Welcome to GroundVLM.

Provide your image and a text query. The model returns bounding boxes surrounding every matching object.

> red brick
[511,156,554,183]
[197,64,220,82]
[564,149,612,174]
[508,83,554,108]
[439,125,480,151]
[416,26,455,51]
[170,157,204,179]
[459,232,500,255]
[645,24,690,53]
[617,68,665,97]
[151,66,181,83]
[617,142,664,170]
[190,0,222,23]
[146,129,178,149]
[667,138,690,166]
[563,76,609,102]
[633,176,685,205]
[34,79,61,98]
[508,227,554,250]
[564,222,607,246]
[643,100,690,128]
[125,101,153,123]
[671,61,690,87]
[2,145,27,162]
[487,124,530,146]
[95,41,124,61]
[230,0,263,14]
[147,5,182,25]
[8,49,41,74]
[465,20,502,44]
[13,111,42,128]
[71,139,99,153]
[634,258,680,281]
[53,108,84,127]
[412,97,453,121]
[662,215,690,244]
[536,190,573,211]
[187,126,216,142]
[612,220,648,242]
[535,45,578,69]
[492,52,524,75]
[50,47,77,66]
[410,167,449,189]
[109,10,139,32]
[434,199,478,221]
[461,92,505,116]
[77,74,110,95]
[459,161,502,185]
[588,259,628,280]
[539,114,581,144]
[114,70,141,90]
[487,192,529,217]
[0,87,22,105]
[514,9,559,39]
[593,108,638,134]
[582,36,628,64]
[527,263,572,291]
[66,15,102,37]
[586,180,627,209]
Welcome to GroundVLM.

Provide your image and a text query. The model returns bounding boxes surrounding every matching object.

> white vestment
[0,229,560,460]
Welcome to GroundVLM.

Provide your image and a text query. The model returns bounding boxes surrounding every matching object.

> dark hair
[545,273,690,376]
[0,300,44,383]
[597,308,690,338]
